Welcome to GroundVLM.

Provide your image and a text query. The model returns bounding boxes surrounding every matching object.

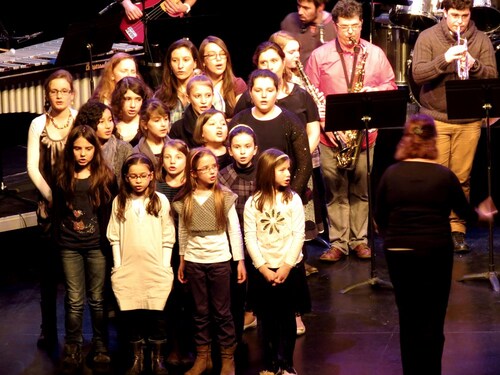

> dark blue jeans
[60,248,107,349]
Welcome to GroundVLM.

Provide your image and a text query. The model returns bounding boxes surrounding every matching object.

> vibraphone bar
[0,38,143,114]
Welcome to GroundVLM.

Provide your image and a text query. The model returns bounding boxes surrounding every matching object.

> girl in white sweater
[243,148,310,375]
[107,153,175,375]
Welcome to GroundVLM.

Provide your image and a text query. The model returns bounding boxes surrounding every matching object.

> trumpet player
[412,0,497,253]
[305,0,397,262]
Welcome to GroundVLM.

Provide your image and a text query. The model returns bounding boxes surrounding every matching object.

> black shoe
[452,231,470,253]
[37,330,58,350]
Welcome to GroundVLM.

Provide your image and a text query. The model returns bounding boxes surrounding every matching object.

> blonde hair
[269,30,298,52]
[92,52,139,104]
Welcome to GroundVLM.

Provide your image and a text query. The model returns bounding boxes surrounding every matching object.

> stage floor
[1,226,500,375]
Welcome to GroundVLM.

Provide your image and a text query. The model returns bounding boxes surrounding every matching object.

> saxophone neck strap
[336,38,358,94]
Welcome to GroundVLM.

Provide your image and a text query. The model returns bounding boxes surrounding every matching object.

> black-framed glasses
[126,172,152,181]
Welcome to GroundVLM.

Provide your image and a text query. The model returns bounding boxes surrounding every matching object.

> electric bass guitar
[120,0,183,44]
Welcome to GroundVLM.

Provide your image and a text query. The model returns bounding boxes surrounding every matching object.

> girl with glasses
[199,35,247,121]
[107,152,176,375]
[26,68,77,351]
[172,147,246,375]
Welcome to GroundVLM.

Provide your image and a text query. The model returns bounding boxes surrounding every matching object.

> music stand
[55,13,121,93]
[446,78,500,292]
[324,89,408,294]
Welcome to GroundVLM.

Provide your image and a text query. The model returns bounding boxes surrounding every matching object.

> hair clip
[412,126,423,135]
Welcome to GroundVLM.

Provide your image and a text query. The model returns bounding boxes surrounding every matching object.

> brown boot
[60,343,82,374]
[150,339,169,375]
[125,339,145,375]
[220,344,237,375]
[184,344,212,375]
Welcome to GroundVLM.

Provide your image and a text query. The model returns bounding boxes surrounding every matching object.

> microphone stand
[86,43,95,94]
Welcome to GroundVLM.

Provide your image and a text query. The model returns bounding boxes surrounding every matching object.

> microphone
[99,1,119,16]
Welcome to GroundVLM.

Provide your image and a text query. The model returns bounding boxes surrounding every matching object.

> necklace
[47,111,73,130]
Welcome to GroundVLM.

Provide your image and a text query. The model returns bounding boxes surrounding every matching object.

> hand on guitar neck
[120,0,194,44]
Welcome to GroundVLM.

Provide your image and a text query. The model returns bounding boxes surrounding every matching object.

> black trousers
[385,241,454,375]
[185,260,235,347]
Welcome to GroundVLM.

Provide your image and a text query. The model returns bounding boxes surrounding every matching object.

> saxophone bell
[335,37,368,170]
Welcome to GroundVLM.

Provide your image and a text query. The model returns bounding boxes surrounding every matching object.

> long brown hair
[253,148,293,212]
[56,125,115,209]
[174,147,228,233]
[154,38,201,109]
[199,35,239,113]
[252,41,292,93]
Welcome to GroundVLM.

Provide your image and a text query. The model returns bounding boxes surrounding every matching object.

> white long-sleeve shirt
[26,108,78,202]
[107,192,175,311]
[244,192,305,269]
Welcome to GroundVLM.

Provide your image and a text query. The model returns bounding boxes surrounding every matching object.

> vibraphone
[0,38,143,114]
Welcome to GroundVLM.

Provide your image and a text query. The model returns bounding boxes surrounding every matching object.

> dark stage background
[1,0,499,213]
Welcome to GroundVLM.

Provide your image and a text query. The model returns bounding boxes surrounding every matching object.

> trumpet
[456,28,469,80]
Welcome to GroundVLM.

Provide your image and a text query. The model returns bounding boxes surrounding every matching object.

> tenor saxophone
[335,38,369,170]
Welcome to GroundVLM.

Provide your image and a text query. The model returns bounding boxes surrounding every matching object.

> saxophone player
[305,0,397,262]
[412,0,497,253]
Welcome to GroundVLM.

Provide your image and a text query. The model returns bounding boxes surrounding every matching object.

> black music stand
[446,78,500,292]
[324,89,408,294]
[56,13,121,93]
